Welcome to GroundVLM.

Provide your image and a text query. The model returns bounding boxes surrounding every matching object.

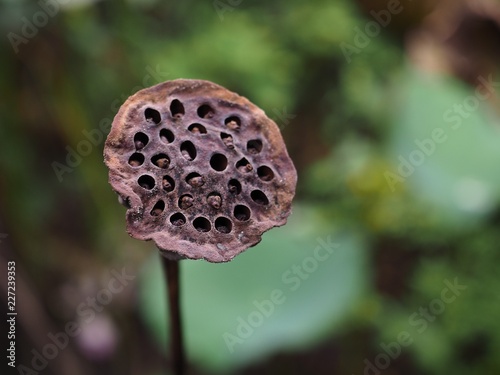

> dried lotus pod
[104,79,297,262]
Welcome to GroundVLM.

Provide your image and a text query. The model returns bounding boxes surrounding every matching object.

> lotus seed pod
[104,79,297,262]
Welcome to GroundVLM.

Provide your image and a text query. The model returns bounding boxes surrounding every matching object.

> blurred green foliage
[1,0,500,374]
[140,206,367,371]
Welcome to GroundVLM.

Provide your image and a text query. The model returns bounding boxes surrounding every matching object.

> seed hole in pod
[186,172,205,187]
[118,195,131,208]
[236,158,253,173]
[247,139,263,154]
[170,212,186,226]
[151,153,170,169]
[150,200,165,216]
[228,179,242,195]
[234,205,251,221]
[128,153,144,167]
[210,153,228,171]
[257,166,274,181]
[170,99,185,118]
[220,133,234,149]
[145,108,161,124]
[225,116,241,130]
[162,175,175,192]
[251,190,269,205]
[138,175,155,190]
[181,141,197,161]
[188,123,207,134]
[160,128,175,144]
[215,217,232,234]
[207,192,222,209]
[193,217,211,232]
[134,132,149,150]
[178,194,194,210]
[197,104,214,119]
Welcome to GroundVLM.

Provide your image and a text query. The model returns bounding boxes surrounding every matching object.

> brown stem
[162,255,186,375]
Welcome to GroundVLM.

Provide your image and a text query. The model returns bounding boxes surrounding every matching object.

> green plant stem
[162,255,185,375]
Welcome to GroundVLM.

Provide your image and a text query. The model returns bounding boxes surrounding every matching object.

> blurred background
[1,0,500,374]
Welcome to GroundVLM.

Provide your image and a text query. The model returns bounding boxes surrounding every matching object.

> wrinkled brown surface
[104,79,297,262]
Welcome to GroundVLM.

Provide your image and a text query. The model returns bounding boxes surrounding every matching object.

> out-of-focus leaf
[138,205,367,371]
[387,68,500,225]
